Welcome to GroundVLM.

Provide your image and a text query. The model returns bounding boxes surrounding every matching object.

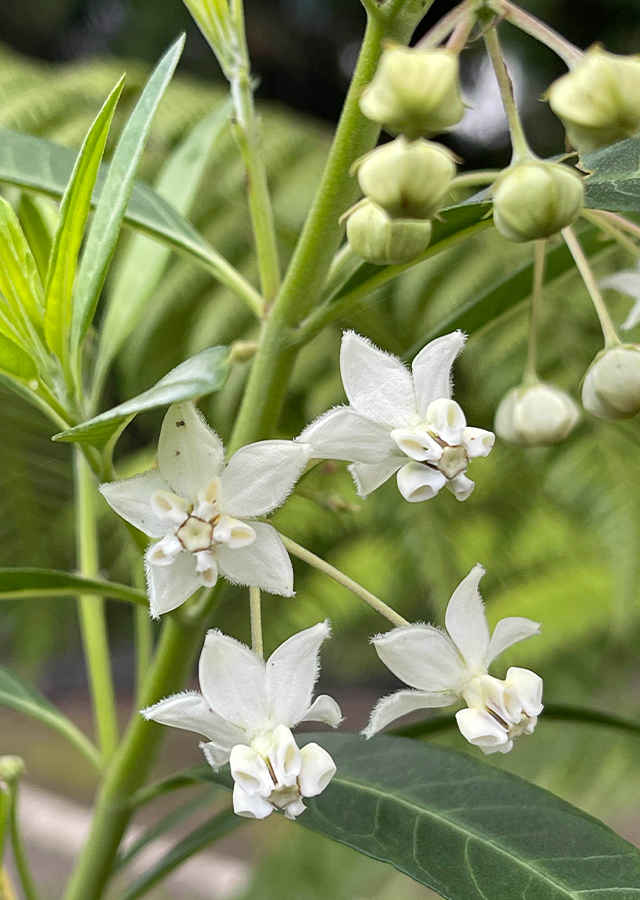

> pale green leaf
[0,333,37,382]
[582,136,640,212]
[19,193,56,284]
[0,195,44,337]
[71,35,185,348]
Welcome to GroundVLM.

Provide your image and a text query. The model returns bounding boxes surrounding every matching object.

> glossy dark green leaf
[0,664,101,770]
[53,345,229,447]
[0,568,146,605]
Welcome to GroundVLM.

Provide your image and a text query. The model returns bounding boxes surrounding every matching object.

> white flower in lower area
[100,402,310,616]
[143,621,342,819]
[364,565,543,754]
[601,264,640,331]
[298,331,494,503]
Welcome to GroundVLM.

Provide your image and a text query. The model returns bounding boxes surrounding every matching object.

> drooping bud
[495,383,580,447]
[491,160,584,243]
[356,137,456,219]
[346,200,432,265]
[548,46,640,153]
[582,344,640,419]
[360,43,464,138]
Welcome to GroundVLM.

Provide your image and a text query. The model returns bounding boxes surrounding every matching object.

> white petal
[141,691,244,750]
[195,550,219,587]
[220,441,310,518]
[348,457,404,498]
[455,708,512,755]
[505,667,544,717]
[299,407,396,463]
[283,798,307,819]
[396,462,446,502]
[487,617,541,664]
[232,783,274,819]
[299,694,343,728]
[446,472,475,501]
[299,743,336,797]
[600,270,640,299]
[198,629,268,733]
[425,398,466,446]
[623,299,640,331]
[200,740,234,770]
[145,549,201,618]
[372,624,467,693]
[217,522,294,597]
[390,428,442,462]
[444,565,490,674]
[100,470,171,537]
[340,331,416,426]
[265,621,331,728]
[147,534,182,566]
[158,402,224,500]
[462,427,495,459]
[363,688,458,737]
[213,516,256,549]
[150,490,190,526]
[268,724,302,787]
[230,744,273,797]
[411,331,465,414]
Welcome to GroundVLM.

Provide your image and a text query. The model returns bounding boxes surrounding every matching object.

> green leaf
[0,196,44,337]
[202,734,640,898]
[118,806,240,900]
[583,136,640,212]
[19,194,56,285]
[72,36,185,349]
[43,75,125,364]
[0,333,38,382]
[0,664,101,771]
[0,568,146,605]
[53,345,230,447]
[98,101,231,373]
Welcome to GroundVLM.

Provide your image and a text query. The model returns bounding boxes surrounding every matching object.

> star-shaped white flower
[143,621,342,819]
[601,263,640,331]
[364,565,542,755]
[298,331,494,502]
[100,402,310,617]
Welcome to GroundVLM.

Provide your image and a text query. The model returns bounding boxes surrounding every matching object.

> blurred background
[1,0,640,897]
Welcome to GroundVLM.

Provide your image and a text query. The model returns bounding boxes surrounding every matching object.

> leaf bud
[582,344,640,419]
[346,200,432,266]
[491,160,584,243]
[356,137,456,219]
[495,383,580,447]
[548,47,640,153]
[359,43,464,138]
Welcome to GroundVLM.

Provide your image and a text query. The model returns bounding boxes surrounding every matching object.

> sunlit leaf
[18,193,56,285]
[0,333,38,382]
[0,196,44,337]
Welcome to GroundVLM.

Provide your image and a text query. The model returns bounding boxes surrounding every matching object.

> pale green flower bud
[491,160,584,243]
[0,755,25,783]
[582,344,640,418]
[346,200,432,265]
[356,137,456,219]
[548,47,640,153]
[495,383,580,447]
[359,44,464,138]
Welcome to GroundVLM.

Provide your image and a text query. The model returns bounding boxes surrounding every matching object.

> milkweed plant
[1,0,640,897]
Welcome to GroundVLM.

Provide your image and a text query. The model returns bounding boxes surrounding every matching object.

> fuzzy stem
[281,534,409,627]
[74,449,119,761]
[524,240,546,382]
[483,23,532,162]
[493,0,583,68]
[249,585,263,658]
[563,226,620,347]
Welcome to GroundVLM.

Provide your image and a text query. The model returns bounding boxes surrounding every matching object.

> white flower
[100,402,310,617]
[601,263,640,331]
[298,331,494,502]
[364,564,543,754]
[143,621,342,819]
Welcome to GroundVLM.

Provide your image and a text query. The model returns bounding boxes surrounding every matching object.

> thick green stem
[132,559,153,705]
[74,449,119,761]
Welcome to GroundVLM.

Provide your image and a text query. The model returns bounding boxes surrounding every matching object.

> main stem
[74,449,119,761]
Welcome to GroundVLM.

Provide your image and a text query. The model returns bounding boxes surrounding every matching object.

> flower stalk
[249,585,263,658]
[563,226,620,347]
[525,240,546,383]
[482,22,532,162]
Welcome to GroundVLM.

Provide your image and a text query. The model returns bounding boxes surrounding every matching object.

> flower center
[436,444,467,478]
[176,516,215,553]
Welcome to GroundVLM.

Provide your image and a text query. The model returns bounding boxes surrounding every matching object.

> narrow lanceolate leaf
[0,196,44,337]
[53,345,230,447]
[0,333,38,382]
[0,664,101,771]
[72,35,185,349]
[0,568,146,605]
[202,734,640,899]
[43,76,125,363]
[19,193,56,284]
[582,136,640,212]
[98,100,231,372]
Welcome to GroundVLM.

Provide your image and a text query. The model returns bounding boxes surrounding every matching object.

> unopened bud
[495,383,580,446]
[491,160,584,243]
[346,200,432,265]
[356,137,456,219]
[0,755,25,784]
[582,344,640,418]
[548,47,640,153]
[360,43,464,138]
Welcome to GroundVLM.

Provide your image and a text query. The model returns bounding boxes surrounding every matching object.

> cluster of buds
[344,43,464,266]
